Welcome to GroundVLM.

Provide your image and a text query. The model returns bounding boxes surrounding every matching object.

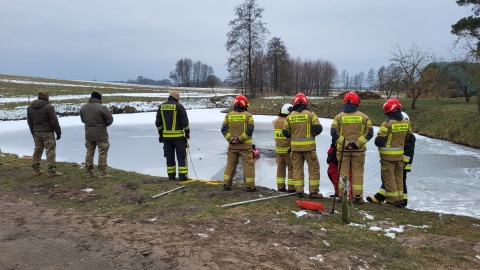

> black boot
[168,174,176,180]
[179,174,189,181]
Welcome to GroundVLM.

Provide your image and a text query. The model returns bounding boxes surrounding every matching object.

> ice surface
[1,108,479,219]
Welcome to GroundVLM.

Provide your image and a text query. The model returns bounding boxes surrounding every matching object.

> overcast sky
[0,0,473,82]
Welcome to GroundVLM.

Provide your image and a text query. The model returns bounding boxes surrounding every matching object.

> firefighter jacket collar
[168,96,179,102]
[342,103,358,113]
[387,110,403,121]
[234,106,247,112]
[292,104,307,112]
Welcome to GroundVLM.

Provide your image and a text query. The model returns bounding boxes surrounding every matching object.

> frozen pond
[1,108,479,219]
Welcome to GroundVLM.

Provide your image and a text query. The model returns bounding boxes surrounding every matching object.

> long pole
[341,153,353,224]
[221,192,295,208]
[152,186,185,199]
[331,139,346,214]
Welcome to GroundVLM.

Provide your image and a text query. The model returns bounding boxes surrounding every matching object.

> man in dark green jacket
[156,91,190,180]
[27,91,62,177]
[80,91,114,178]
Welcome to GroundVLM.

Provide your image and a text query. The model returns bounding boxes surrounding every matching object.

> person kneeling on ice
[367,111,415,207]
[272,103,295,193]
[221,94,256,192]
[373,99,414,208]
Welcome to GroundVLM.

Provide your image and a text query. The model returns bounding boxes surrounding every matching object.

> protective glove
[346,141,358,150]
[56,134,61,140]
[158,133,164,143]
[184,130,190,140]
[229,136,239,144]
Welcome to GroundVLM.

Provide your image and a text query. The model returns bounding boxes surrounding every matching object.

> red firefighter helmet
[233,94,248,108]
[293,93,308,105]
[382,98,402,114]
[343,91,360,105]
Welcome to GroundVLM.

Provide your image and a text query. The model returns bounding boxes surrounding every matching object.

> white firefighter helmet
[401,111,409,121]
[280,103,293,115]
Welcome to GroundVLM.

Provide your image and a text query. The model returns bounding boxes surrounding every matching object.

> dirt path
[0,194,378,270]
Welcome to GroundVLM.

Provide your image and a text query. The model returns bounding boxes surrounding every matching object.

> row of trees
[160,1,478,114]
[124,76,171,86]
[223,0,480,114]
[337,69,377,91]
[168,58,221,89]
[225,0,337,98]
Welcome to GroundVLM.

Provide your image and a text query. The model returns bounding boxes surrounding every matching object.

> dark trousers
[163,139,187,178]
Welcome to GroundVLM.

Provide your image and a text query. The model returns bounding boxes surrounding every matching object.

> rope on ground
[186,142,199,180]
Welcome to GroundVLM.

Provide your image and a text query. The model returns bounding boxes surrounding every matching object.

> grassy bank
[249,97,480,149]
[1,152,479,269]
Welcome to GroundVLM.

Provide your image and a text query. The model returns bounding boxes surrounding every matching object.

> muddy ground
[1,166,478,270]
[0,191,389,270]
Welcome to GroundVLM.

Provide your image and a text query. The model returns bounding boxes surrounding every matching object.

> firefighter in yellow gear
[272,103,294,192]
[331,92,373,205]
[221,94,256,192]
[374,98,414,207]
[367,111,416,207]
[282,93,323,199]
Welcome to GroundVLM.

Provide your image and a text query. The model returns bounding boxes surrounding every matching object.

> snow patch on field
[0,95,234,120]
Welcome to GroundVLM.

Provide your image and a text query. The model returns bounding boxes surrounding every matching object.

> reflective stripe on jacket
[376,119,413,161]
[331,111,373,151]
[221,110,254,150]
[272,116,291,155]
[283,110,322,152]
[155,98,189,139]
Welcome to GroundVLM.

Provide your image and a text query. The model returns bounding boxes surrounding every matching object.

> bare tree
[447,62,479,102]
[377,64,403,98]
[367,68,376,90]
[357,71,366,90]
[170,58,215,87]
[206,75,221,92]
[266,37,289,95]
[389,43,434,109]
[227,52,246,93]
[226,0,269,98]
[339,70,349,91]
[193,61,202,87]
[377,66,386,95]
[451,0,480,114]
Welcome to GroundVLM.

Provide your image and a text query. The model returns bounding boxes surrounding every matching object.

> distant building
[420,62,479,101]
